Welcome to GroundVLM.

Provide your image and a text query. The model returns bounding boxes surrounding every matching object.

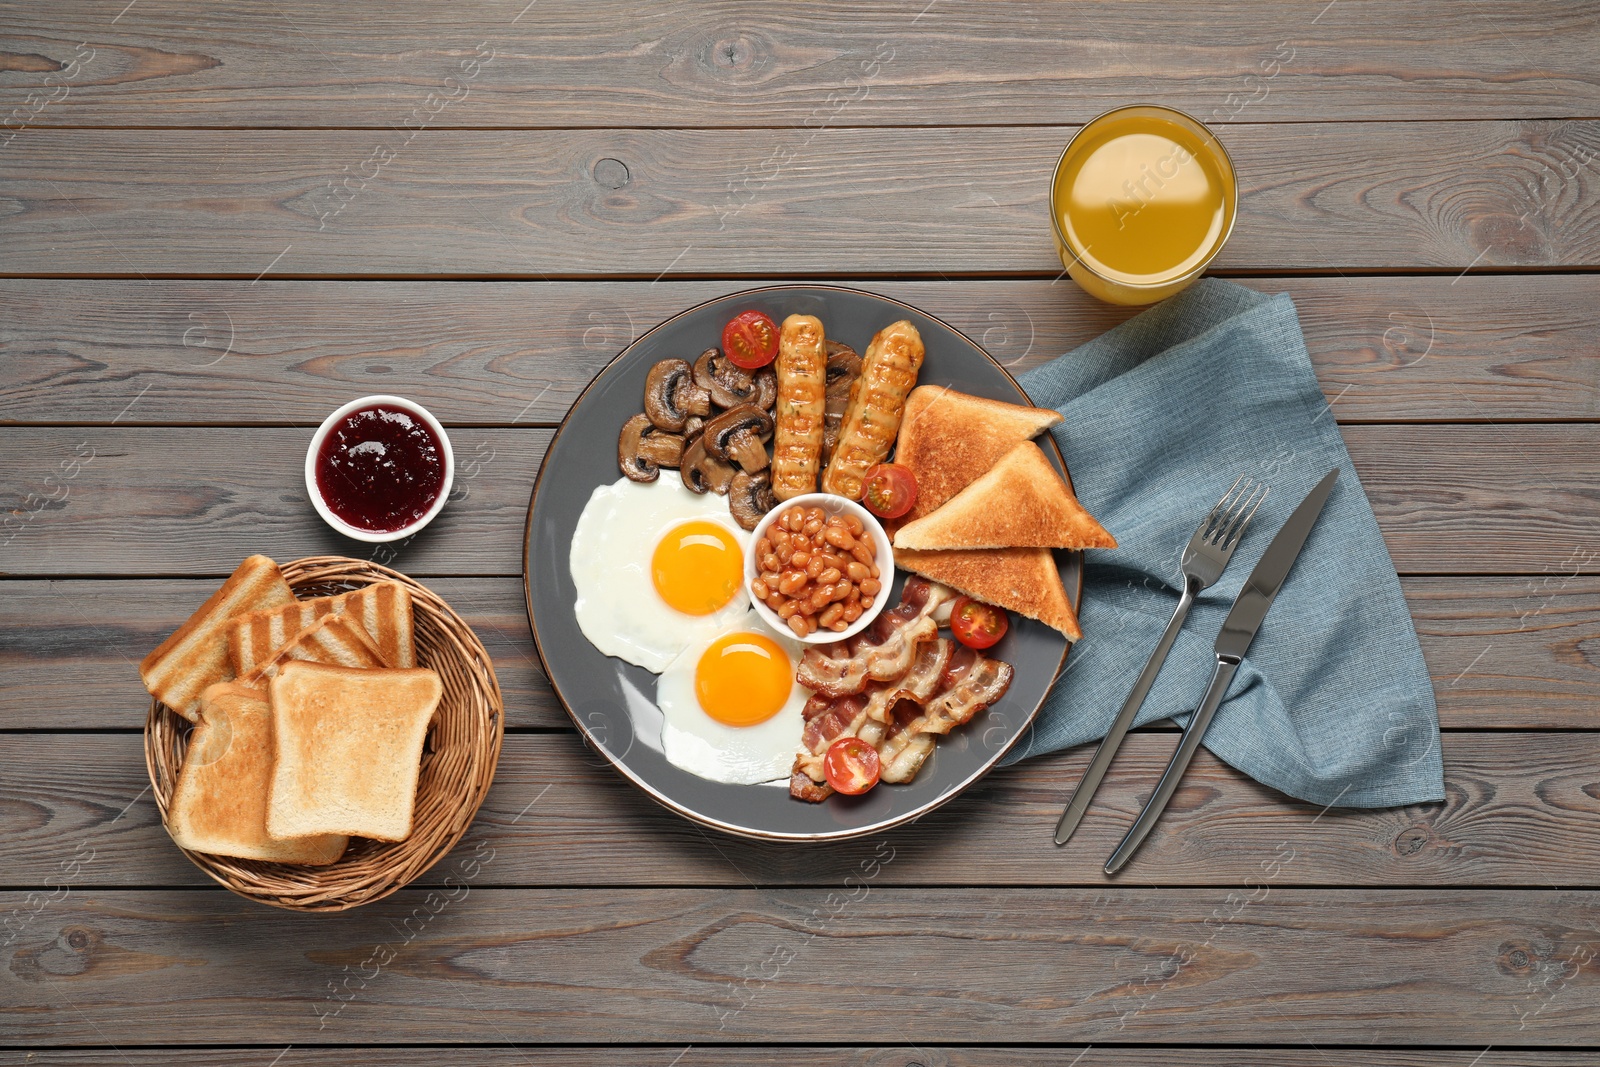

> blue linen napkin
[1004,278,1444,808]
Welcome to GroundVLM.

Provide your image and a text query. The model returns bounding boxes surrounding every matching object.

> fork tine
[1201,475,1247,541]
[1218,483,1269,548]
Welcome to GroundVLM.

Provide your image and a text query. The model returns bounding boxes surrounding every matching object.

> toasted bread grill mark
[139,555,296,722]
[893,441,1117,552]
[894,545,1081,641]
[166,681,347,865]
[227,580,415,676]
[267,662,444,843]
[895,386,1063,523]
[239,612,388,686]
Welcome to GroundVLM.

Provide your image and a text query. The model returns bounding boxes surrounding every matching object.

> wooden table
[3,3,1598,1063]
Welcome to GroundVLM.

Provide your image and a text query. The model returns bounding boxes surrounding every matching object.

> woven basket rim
[144,556,505,912]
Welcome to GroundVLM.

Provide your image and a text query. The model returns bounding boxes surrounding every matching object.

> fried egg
[658,611,809,784]
[571,476,751,673]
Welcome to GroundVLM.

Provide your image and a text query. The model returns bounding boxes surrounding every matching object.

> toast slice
[894,442,1116,551]
[894,386,1062,522]
[139,555,296,722]
[894,546,1082,641]
[239,612,389,686]
[267,661,443,843]
[228,580,415,676]
[166,682,347,864]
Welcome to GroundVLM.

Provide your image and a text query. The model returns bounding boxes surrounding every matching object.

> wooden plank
[3,276,1596,426]
[3,1052,1595,1067]
[2,123,1596,277]
[2,887,1594,1044]
[3,2,1597,127]
[3,425,1597,578]
[4,576,1592,730]
[4,731,1596,888]
[0,577,554,729]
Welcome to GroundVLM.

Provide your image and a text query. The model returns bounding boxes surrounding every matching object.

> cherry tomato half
[823,736,882,796]
[861,463,918,519]
[949,596,1009,650]
[721,310,780,369]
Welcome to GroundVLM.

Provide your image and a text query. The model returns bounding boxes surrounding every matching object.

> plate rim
[522,283,1080,842]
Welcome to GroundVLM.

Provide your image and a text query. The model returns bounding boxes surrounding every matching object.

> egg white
[571,475,752,674]
[658,611,810,785]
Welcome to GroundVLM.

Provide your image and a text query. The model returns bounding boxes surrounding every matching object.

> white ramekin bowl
[305,394,454,543]
[744,492,895,644]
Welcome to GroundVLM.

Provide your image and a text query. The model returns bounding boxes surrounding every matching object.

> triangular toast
[166,682,347,864]
[893,546,1081,641]
[894,442,1116,551]
[894,386,1062,522]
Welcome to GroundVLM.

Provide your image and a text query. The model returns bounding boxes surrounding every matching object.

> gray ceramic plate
[523,286,1080,841]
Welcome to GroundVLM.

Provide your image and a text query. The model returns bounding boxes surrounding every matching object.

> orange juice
[1050,106,1237,305]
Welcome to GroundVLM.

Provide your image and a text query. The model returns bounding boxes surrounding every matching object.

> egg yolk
[695,631,793,727]
[651,520,743,616]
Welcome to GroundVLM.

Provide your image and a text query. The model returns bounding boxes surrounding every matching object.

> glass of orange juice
[1050,105,1237,305]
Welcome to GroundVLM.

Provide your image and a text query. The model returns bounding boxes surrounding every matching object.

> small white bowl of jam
[305,395,454,543]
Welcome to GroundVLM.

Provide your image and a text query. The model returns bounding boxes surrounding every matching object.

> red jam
[315,405,445,533]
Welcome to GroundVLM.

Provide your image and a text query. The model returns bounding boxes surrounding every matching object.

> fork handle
[1054,583,1197,846]
[1104,655,1240,874]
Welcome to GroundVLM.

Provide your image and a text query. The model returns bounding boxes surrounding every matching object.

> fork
[1053,475,1267,846]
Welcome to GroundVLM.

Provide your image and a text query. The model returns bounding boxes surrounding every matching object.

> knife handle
[1054,584,1197,846]
[1103,656,1240,875]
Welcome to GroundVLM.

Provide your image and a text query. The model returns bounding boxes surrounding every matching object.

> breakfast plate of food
[523,285,1114,840]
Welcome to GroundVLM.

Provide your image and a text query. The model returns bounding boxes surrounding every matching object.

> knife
[1103,466,1340,876]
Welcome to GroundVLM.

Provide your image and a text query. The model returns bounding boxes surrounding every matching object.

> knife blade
[1103,466,1340,875]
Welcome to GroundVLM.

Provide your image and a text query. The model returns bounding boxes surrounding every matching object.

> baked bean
[754,504,891,637]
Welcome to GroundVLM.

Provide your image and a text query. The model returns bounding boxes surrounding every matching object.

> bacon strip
[877,651,1014,779]
[795,579,955,697]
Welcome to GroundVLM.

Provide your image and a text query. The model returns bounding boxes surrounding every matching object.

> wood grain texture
[4,576,1593,731]
[3,275,1596,426]
[0,578,555,729]
[3,1053,1596,1067]
[3,425,1597,578]
[3,2,1597,127]
[2,122,1596,277]
[4,731,1597,888]
[3,887,1596,1044]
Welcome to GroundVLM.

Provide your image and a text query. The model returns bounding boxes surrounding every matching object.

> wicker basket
[144,556,504,912]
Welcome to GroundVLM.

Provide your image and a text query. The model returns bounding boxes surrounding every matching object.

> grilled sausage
[821,319,925,500]
[771,314,827,501]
